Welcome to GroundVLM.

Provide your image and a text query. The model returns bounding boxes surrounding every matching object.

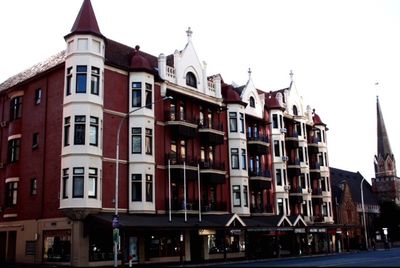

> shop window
[43,230,71,262]
[208,230,245,254]
[147,232,181,258]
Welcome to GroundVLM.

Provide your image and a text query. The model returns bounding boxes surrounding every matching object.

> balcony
[289,186,303,203]
[287,159,301,176]
[247,135,269,155]
[201,201,228,212]
[198,122,224,145]
[166,198,227,212]
[199,161,226,184]
[285,131,299,148]
[166,153,198,181]
[307,137,320,154]
[311,188,323,204]
[165,112,198,139]
[309,163,321,179]
[249,169,272,190]
[250,204,273,214]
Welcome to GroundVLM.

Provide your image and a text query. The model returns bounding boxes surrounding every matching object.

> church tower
[373,96,400,204]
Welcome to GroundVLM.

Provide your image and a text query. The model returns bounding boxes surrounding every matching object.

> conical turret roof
[65,0,103,39]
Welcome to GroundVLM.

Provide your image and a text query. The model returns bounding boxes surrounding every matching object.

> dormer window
[186,72,197,88]
[293,105,298,116]
[249,96,255,108]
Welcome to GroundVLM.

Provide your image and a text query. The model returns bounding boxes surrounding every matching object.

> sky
[1,0,400,183]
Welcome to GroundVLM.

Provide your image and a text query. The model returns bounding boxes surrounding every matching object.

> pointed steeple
[376,96,393,158]
[65,0,103,39]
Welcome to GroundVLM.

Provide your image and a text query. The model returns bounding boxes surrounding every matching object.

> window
[146,174,153,202]
[243,185,248,207]
[276,169,282,185]
[145,83,152,108]
[170,140,177,163]
[131,174,142,201]
[277,198,283,215]
[231,148,239,169]
[208,146,214,163]
[207,110,213,128]
[199,107,204,126]
[293,105,298,115]
[73,167,84,198]
[169,102,176,121]
[31,178,37,195]
[74,116,86,145]
[8,138,20,163]
[233,185,241,207]
[88,168,97,198]
[62,168,69,199]
[5,181,18,207]
[76,65,87,93]
[249,96,255,107]
[32,132,39,149]
[145,128,152,155]
[91,67,100,95]
[322,202,328,216]
[239,113,244,133]
[200,146,205,162]
[179,102,185,120]
[43,230,71,262]
[89,117,98,146]
[272,114,278,128]
[229,112,237,132]
[180,140,186,160]
[274,140,280,157]
[299,147,304,162]
[64,117,70,146]
[302,201,308,216]
[186,72,197,88]
[10,96,22,121]
[241,149,246,170]
[66,67,72,96]
[132,82,142,107]
[77,38,88,50]
[132,128,142,153]
[35,88,42,104]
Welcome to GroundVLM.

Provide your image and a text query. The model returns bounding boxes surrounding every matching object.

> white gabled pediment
[241,74,264,119]
[165,28,221,99]
[286,81,305,117]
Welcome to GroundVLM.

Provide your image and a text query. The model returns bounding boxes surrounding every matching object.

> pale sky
[1,0,400,183]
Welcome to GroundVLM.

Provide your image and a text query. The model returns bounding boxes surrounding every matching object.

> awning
[86,212,246,230]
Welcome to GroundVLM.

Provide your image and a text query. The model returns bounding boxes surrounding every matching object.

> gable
[240,78,264,118]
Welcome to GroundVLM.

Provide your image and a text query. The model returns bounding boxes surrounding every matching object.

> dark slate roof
[0,50,66,92]
[330,167,378,205]
[221,83,247,106]
[312,110,326,126]
[265,92,285,110]
[65,0,103,39]
[376,96,393,158]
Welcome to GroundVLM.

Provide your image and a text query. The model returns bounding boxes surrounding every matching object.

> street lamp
[113,95,172,267]
[360,177,368,250]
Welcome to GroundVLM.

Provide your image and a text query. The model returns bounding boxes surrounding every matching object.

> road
[205,247,400,267]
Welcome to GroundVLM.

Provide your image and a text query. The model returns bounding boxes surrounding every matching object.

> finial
[248,68,252,79]
[186,27,193,41]
[289,70,294,82]
[135,45,140,51]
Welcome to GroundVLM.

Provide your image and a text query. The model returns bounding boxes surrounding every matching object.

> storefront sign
[230,229,242,235]
[198,229,216,235]
[294,228,306,233]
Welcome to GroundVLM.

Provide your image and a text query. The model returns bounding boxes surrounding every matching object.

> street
[204,247,400,267]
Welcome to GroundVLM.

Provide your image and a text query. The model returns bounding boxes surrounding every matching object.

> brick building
[0,0,334,266]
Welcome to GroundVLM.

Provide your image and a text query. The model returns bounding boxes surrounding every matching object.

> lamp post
[113,95,172,267]
[360,177,368,250]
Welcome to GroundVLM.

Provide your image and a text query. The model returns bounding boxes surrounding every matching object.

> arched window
[293,105,298,115]
[186,72,197,88]
[249,96,255,108]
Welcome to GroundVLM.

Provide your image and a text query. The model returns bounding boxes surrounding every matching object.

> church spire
[65,0,103,39]
[376,96,393,158]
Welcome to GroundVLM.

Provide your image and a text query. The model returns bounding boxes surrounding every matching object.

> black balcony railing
[199,160,225,170]
[166,153,198,166]
[249,169,271,178]
[198,121,224,132]
[250,204,274,214]
[247,134,269,143]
